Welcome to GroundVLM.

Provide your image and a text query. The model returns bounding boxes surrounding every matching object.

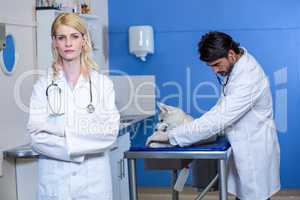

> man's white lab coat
[168,49,280,200]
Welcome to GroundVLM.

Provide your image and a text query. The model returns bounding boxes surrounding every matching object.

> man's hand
[145,131,169,146]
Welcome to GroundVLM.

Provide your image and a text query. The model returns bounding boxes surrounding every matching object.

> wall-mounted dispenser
[129,25,154,61]
[0,23,6,52]
[0,34,18,75]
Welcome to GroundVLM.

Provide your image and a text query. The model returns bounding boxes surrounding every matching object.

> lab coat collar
[56,69,65,80]
[45,67,64,83]
[77,73,89,85]
[46,66,95,89]
[230,47,248,78]
[54,68,89,85]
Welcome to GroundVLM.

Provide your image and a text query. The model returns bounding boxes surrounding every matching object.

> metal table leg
[194,174,219,200]
[171,170,179,200]
[218,159,228,200]
[128,158,138,200]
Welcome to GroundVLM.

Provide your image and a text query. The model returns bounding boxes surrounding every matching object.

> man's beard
[221,63,234,77]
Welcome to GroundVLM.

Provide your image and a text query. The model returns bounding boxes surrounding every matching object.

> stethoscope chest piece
[87,104,95,113]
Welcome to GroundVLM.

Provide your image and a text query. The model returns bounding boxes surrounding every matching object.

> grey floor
[138,187,300,200]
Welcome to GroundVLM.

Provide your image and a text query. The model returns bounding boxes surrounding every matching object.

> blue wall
[108,0,300,188]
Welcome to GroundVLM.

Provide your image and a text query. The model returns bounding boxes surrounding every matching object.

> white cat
[147,102,217,147]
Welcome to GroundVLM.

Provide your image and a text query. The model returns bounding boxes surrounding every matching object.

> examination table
[125,137,232,200]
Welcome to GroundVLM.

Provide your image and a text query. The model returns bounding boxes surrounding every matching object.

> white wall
[0,1,36,199]
[0,1,36,149]
[91,0,110,73]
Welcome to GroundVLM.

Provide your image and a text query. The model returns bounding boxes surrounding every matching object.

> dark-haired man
[147,32,280,200]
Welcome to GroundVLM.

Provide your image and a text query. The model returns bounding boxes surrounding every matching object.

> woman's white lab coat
[168,49,280,200]
[27,69,120,200]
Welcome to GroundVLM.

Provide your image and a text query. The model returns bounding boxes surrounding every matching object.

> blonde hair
[51,12,98,78]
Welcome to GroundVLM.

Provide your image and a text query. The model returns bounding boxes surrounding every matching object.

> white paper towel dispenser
[129,25,154,61]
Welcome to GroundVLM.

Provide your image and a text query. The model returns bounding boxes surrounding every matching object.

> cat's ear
[157,102,168,113]
[158,102,174,113]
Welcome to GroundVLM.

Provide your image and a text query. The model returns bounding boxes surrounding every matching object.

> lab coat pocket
[226,122,248,142]
[38,158,59,199]
[87,155,112,199]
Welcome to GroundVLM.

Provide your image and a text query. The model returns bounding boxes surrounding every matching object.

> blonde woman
[27,13,120,200]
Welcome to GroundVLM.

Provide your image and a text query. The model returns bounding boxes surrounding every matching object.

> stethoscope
[216,65,233,96]
[216,50,244,96]
[46,76,95,116]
